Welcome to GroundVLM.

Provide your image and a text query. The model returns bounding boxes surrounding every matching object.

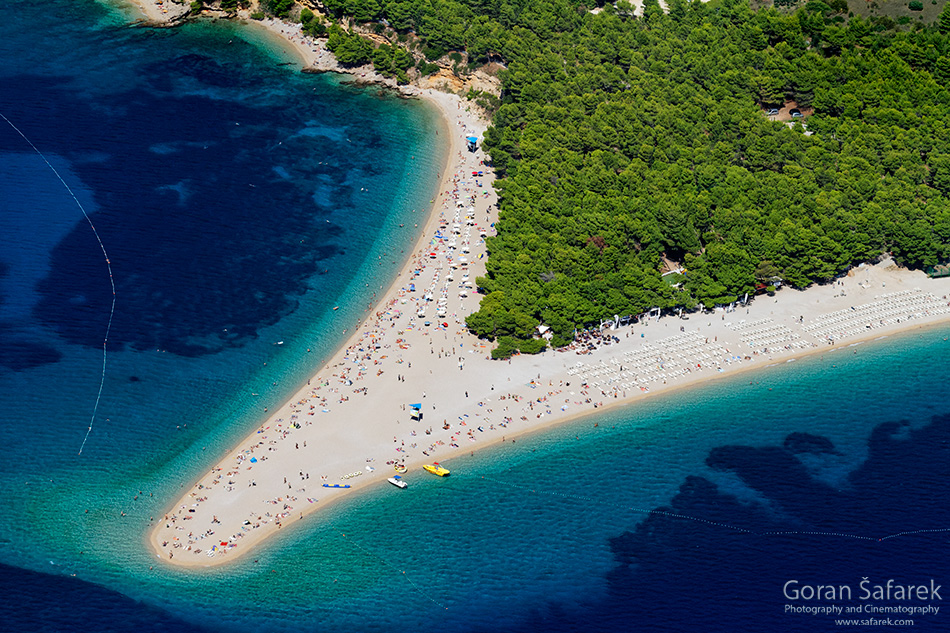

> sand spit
[112,1,950,568]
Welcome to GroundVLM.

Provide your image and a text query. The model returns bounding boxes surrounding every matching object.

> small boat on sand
[388,475,407,489]
[423,462,450,477]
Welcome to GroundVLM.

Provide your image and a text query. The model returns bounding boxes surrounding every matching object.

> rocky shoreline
[120,1,501,106]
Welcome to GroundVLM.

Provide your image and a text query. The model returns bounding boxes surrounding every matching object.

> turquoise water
[3,1,950,631]
[104,324,950,632]
[13,321,949,632]
[0,0,447,621]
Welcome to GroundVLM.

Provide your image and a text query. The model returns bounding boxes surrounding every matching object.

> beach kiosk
[409,403,423,421]
[466,136,478,152]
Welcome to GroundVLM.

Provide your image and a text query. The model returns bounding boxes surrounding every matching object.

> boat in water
[423,462,450,477]
[388,475,407,489]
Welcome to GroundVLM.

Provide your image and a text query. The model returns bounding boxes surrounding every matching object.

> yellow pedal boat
[423,462,450,477]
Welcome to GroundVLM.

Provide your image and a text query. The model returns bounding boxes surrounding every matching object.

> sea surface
[3,2,950,632]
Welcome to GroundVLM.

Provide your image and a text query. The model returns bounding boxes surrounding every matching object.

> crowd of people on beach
[157,249,950,562]
[156,101,507,560]
[150,55,950,566]
[561,328,622,354]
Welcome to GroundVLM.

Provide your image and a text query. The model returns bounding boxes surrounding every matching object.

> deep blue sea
[3,2,950,632]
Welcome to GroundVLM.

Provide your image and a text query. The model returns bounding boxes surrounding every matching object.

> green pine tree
[940,3,950,34]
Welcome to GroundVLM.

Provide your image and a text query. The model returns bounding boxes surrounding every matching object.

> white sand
[150,150,950,567]
[149,28,505,565]
[128,7,950,567]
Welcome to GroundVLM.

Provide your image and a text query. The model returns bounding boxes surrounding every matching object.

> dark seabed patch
[0,66,351,357]
[0,332,63,371]
[0,262,62,371]
[476,414,950,633]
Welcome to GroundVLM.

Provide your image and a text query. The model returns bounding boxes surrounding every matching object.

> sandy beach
[120,4,950,567]
[150,237,950,567]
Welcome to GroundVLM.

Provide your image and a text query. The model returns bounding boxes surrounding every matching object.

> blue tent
[466,136,478,152]
[409,403,422,409]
